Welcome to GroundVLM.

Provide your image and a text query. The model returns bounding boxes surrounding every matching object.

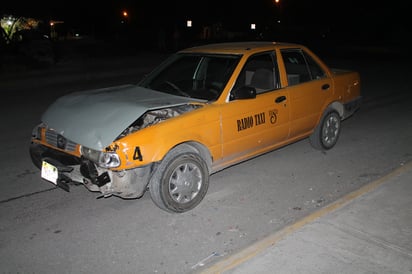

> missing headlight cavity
[118,104,202,139]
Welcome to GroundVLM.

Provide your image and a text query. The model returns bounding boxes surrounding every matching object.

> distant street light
[49,20,64,40]
[273,0,282,23]
[121,10,129,24]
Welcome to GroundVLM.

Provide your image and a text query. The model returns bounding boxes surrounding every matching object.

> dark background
[1,0,410,70]
[2,0,408,43]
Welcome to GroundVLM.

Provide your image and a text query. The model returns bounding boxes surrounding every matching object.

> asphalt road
[0,46,411,274]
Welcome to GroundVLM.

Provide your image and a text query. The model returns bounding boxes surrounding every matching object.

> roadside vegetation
[1,15,55,72]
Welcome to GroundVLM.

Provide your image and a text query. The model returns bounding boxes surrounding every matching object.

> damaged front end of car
[30,102,203,199]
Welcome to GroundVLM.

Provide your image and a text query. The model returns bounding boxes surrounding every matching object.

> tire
[149,146,209,213]
[309,110,341,150]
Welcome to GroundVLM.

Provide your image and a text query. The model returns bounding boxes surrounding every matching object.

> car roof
[179,41,303,55]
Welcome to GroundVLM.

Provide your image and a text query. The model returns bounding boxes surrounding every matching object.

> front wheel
[309,110,341,150]
[149,148,209,213]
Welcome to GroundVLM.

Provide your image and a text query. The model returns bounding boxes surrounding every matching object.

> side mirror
[231,86,256,100]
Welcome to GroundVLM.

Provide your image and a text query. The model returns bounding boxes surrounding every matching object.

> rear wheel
[309,110,341,150]
[149,146,209,213]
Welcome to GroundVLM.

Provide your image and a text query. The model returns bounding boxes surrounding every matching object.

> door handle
[322,84,330,90]
[275,96,286,103]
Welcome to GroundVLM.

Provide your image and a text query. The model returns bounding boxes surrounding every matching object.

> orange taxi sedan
[30,41,361,213]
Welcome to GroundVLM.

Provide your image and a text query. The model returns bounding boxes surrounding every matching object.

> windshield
[138,53,241,101]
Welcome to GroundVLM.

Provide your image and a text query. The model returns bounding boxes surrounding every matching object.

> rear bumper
[343,96,362,119]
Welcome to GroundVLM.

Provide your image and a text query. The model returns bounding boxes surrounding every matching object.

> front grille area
[45,129,77,152]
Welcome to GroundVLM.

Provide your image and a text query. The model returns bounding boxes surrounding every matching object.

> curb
[199,161,412,274]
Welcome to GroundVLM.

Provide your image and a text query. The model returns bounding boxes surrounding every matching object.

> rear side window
[281,49,326,86]
[303,51,326,80]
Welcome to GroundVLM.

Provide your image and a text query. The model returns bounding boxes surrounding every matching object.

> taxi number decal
[237,112,266,131]
[269,109,278,124]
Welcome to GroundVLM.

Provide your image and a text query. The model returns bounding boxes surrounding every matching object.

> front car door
[216,51,290,169]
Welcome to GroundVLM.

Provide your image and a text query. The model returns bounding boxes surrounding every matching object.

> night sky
[1,0,409,44]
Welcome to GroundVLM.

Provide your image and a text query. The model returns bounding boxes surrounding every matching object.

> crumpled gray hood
[42,84,199,150]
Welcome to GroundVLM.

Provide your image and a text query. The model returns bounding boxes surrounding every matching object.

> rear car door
[280,48,333,138]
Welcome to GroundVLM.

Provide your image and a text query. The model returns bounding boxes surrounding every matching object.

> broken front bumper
[30,142,153,199]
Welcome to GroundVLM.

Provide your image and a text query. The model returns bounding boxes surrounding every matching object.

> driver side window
[233,52,279,94]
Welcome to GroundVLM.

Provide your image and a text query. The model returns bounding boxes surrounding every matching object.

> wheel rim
[168,162,202,203]
[322,114,340,147]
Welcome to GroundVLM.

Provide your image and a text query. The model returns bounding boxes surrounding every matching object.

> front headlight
[81,146,120,168]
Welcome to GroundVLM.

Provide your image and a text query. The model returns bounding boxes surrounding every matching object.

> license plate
[41,161,58,185]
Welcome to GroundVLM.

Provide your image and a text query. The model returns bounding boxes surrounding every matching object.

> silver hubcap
[169,162,202,203]
[322,115,339,146]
